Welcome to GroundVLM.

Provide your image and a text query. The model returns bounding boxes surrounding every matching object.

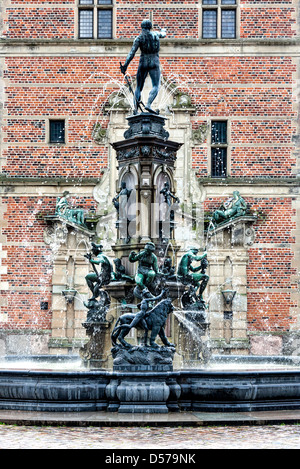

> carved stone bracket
[116,146,139,161]
[206,215,257,248]
[43,214,96,239]
[92,123,108,144]
[153,146,176,161]
[192,123,209,145]
[172,91,192,109]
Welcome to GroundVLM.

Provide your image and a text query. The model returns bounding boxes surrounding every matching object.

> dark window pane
[79,0,93,4]
[211,121,227,144]
[221,9,236,38]
[203,0,217,4]
[98,0,112,4]
[211,148,227,177]
[50,120,65,143]
[221,0,236,4]
[79,9,93,38]
[202,9,217,38]
[98,9,112,38]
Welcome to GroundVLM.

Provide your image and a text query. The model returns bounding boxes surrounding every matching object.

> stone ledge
[197,176,300,186]
[1,38,299,47]
[0,175,103,186]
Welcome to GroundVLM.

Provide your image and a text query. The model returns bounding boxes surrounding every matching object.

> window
[78,0,113,39]
[211,121,227,177]
[49,120,65,144]
[202,0,237,39]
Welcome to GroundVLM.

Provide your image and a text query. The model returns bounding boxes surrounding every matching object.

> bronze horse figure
[111,298,175,349]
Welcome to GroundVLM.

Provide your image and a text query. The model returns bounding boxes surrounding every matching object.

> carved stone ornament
[172,92,192,109]
[43,222,68,249]
[244,227,255,246]
[153,146,176,161]
[107,91,131,110]
[117,146,139,161]
[92,123,107,144]
[192,123,209,145]
[141,145,151,157]
[93,170,110,205]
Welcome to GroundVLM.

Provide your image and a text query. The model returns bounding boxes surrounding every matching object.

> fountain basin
[0,355,300,413]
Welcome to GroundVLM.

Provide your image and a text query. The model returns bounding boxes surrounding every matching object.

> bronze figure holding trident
[120,19,166,115]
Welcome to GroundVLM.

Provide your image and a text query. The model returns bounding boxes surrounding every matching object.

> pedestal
[105,345,180,413]
[80,321,112,369]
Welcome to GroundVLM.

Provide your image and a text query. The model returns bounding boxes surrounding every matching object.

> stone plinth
[80,321,113,369]
[111,344,175,371]
[106,345,180,413]
[123,112,170,140]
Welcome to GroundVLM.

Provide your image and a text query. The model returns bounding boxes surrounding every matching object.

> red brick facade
[2,1,297,40]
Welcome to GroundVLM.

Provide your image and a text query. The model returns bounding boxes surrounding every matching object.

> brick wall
[0,196,54,329]
[4,7,74,39]
[204,196,297,332]
[240,7,296,39]
[1,1,297,40]
[3,56,296,179]
[0,195,96,330]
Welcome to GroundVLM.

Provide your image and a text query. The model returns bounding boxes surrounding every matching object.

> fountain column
[111,112,182,264]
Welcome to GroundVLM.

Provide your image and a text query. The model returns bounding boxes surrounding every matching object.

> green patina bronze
[55,191,87,227]
[129,242,159,292]
[211,190,247,226]
[84,243,113,300]
[112,258,134,283]
[177,247,209,300]
[120,19,166,114]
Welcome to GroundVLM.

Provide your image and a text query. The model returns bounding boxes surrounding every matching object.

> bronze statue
[177,247,209,300]
[120,19,166,114]
[84,243,112,299]
[112,181,132,218]
[111,295,174,349]
[55,191,86,227]
[160,182,180,207]
[84,291,111,323]
[118,288,166,339]
[129,242,160,293]
[112,258,134,283]
[161,257,177,281]
[159,181,180,238]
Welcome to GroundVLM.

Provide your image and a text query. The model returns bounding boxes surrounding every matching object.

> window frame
[201,0,238,40]
[210,120,229,178]
[77,0,114,40]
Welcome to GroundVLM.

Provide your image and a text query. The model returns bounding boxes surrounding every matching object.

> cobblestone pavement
[0,424,299,449]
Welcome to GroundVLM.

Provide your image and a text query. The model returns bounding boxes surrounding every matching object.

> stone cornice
[0,175,298,188]
[197,176,300,186]
[0,175,102,186]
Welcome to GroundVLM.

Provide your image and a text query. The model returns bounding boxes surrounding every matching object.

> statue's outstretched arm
[193,252,207,262]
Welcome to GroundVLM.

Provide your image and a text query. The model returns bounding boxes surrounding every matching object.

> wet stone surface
[0,424,299,449]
